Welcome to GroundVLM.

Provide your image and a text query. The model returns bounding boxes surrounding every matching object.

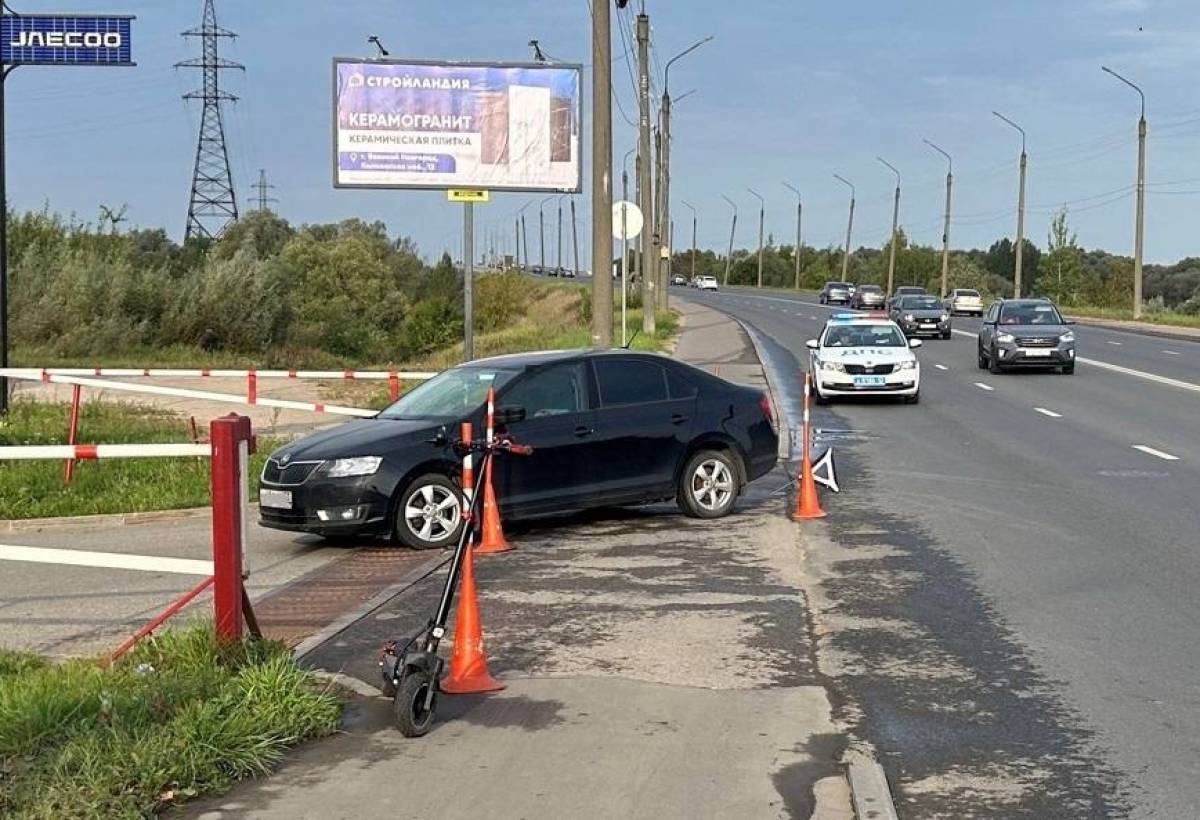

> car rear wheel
[677,450,740,519]
[977,347,989,369]
[394,473,463,550]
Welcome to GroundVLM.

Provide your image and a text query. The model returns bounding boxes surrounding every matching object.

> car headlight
[324,456,383,478]
[1060,331,1075,343]
[897,360,917,371]
[941,313,950,321]
[903,314,914,322]
[996,332,1015,343]
[821,360,846,373]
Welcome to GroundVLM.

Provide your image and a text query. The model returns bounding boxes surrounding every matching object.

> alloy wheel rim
[692,459,734,511]
[404,484,460,542]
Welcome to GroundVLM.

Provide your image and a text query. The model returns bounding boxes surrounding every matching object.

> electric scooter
[378,431,531,738]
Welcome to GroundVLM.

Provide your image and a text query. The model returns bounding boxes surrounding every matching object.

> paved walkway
[184,302,853,819]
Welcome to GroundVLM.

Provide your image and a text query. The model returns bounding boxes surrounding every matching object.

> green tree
[1039,207,1088,306]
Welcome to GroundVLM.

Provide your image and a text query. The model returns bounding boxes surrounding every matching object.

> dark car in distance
[978,298,1076,374]
[886,285,926,310]
[890,295,951,339]
[258,350,779,550]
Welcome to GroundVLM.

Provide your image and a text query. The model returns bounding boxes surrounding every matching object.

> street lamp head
[746,187,764,206]
[721,194,737,213]
[923,139,952,173]
[877,156,900,185]
[681,199,697,216]
[833,174,855,197]
[992,110,1026,153]
[665,35,715,91]
[1101,65,1145,119]
[782,181,801,199]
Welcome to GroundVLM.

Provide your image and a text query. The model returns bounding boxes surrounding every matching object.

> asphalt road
[679,286,1200,819]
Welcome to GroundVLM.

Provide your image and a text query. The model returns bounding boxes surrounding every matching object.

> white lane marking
[809,315,819,320]
[0,544,214,575]
[1107,340,1123,346]
[1034,407,1063,418]
[934,364,949,371]
[949,328,1200,396]
[973,382,995,391]
[1132,445,1180,462]
[1163,350,1180,356]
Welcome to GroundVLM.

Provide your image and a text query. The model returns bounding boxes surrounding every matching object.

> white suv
[697,276,719,291]
[806,314,922,404]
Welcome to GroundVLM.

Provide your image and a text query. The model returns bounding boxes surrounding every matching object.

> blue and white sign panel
[1,15,134,66]
[333,59,582,193]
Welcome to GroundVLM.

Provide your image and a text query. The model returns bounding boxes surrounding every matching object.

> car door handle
[574,425,594,438]
[671,413,688,425]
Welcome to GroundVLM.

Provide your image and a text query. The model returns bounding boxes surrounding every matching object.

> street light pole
[590,0,613,346]
[635,11,656,335]
[556,194,565,272]
[681,199,698,280]
[877,157,901,296]
[783,182,802,290]
[747,188,764,288]
[1102,65,1146,319]
[993,111,1027,297]
[833,174,855,282]
[924,140,953,297]
[722,194,737,286]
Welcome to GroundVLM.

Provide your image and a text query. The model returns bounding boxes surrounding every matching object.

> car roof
[466,348,674,369]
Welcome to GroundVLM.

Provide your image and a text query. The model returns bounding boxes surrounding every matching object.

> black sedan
[258,350,779,549]
[890,295,951,339]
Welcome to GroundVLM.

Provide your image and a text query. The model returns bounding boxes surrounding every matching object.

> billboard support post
[570,198,579,277]
[0,66,11,416]
[464,202,474,362]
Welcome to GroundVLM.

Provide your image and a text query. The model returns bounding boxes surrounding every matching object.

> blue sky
[8,0,1200,265]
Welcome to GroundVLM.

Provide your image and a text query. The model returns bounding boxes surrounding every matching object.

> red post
[64,384,82,483]
[211,414,254,641]
[461,421,474,509]
[247,370,257,405]
[388,371,400,402]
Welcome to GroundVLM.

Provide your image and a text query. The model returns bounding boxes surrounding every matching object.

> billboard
[0,14,134,66]
[333,59,582,193]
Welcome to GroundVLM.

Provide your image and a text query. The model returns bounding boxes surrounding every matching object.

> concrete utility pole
[722,194,737,286]
[556,194,565,272]
[514,217,520,269]
[877,157,901,297]
[681,199,698,280]
[654,123,666,308]
[636,11,656,334]
[993,111,1027,297]
[590,0,614,346]
[660,36,712,308]
[521,213,529,272]
[539,196,550,271]
[833,174,855,282]
[747,188,765,287]
[924,140,953,297]
[783,182,802,290]
[622,147,636,346]
[1102,66,1146,319]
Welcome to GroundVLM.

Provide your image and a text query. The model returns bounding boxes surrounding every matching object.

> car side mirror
[1063,319,1076,325]
[805,339,819,350]
[495,405,526,424]
[909,338,923,348]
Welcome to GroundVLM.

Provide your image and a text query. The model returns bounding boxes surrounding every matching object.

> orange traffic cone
[440,542,506,694]
[476,455,513,554]
[793,447,827,520]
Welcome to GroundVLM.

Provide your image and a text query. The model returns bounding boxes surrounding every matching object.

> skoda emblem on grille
[279,453,292,466]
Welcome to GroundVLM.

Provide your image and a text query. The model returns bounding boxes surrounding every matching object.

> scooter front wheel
[393,672,438,737]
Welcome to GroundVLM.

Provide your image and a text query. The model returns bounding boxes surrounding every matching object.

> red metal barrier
[211,414,255,641]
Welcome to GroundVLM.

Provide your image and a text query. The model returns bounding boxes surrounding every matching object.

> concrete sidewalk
[185,304,853,820]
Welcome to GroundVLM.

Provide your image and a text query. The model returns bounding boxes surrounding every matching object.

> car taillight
[758,393,774,423]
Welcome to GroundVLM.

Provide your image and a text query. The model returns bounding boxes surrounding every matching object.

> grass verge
[0,626,340,819]
[1065,305,1200,329]
[0,400,280,520]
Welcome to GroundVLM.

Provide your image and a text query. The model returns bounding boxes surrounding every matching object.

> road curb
[292,551,448,662]
[0,504,253,532]
[726,311,792,462]
[845,748,900,820]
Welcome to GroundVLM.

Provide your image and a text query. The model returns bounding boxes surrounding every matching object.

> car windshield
[828,282,850,289]
[823,324,907,348]
[860,285,881,293]
[956,289,980,297]
[378,366,519,420]
[897,288,924,295]
[904,296,942,310]
[999,303,1064,325]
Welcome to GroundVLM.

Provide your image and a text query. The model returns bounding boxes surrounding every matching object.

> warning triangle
[812,447,839,493]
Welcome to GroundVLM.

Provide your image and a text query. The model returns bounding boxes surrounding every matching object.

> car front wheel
[394,473,463,550]
[677,450,740,519]
[989,348,1004,375]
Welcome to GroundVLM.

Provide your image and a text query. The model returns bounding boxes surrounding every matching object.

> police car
[805,313,922,404]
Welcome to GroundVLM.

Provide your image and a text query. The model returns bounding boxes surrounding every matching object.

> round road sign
[612,200,643,240]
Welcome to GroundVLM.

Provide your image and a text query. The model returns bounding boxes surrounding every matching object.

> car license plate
[920,322,936,328]
[853,375,886,387]
[1023,348,1052,357]
[260,489,293,509]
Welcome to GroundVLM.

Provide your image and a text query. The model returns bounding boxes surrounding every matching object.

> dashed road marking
[1163,350,1180,356]
[1132,445,1179,462]
[973,382,994,391]
[1107,340,1123,346]
[1034,407,1063,418]
[934,364,949,371]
